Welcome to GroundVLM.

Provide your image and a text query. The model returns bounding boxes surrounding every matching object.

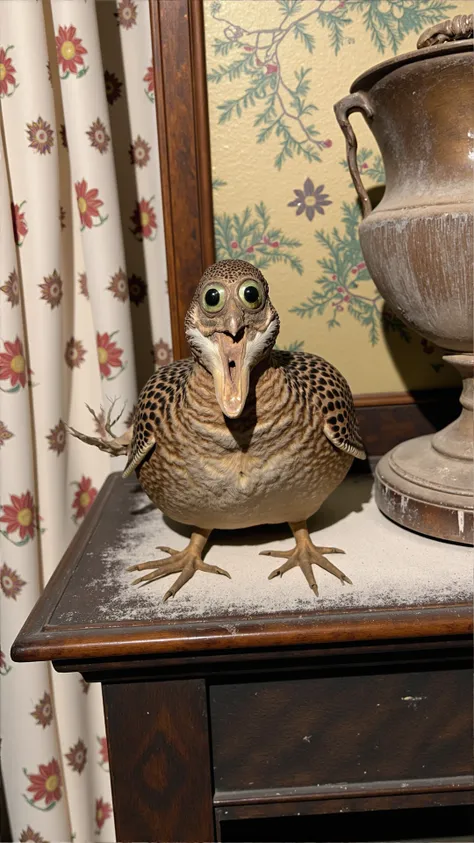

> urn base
[374,355,473,546]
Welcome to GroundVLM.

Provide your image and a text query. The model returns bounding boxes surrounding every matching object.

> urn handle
[333,92,375,219]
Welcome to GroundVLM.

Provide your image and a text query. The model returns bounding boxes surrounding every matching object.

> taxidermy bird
[70,260,365,601]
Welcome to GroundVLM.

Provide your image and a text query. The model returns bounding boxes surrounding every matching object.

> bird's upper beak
[213,302,248,419]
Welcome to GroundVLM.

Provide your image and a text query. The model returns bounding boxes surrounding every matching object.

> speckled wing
[277,351,366,461]
[122,359,193,478]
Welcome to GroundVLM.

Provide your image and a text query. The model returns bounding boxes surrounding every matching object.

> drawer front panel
[210,666,472,792]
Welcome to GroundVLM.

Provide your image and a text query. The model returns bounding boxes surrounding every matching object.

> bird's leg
[127,528,230,602]
[260,521,352,597]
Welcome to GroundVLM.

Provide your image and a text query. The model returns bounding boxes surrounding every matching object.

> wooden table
[12,473,473,842]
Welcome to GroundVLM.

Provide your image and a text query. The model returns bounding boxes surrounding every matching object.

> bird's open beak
[213,328,249,419]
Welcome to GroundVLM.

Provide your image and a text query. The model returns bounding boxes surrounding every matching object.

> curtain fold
[1,1,171,839]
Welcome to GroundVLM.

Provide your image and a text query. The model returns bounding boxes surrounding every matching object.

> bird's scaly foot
[260,521,352,597]
[127,530,230,601]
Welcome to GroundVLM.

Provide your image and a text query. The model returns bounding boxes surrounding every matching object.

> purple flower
[288,178,332,221]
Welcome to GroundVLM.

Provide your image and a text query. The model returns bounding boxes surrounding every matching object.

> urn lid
[350,37,473,94]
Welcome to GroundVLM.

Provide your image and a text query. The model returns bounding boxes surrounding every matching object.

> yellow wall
[204,0,466,395]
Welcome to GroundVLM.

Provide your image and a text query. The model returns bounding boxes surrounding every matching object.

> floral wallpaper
[204,0,464,395]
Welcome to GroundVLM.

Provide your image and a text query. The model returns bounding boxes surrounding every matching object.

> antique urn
[334,14,473,545]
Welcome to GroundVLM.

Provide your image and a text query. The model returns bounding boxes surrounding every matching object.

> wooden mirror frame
[149,0,459,459]
[150,0,215,358]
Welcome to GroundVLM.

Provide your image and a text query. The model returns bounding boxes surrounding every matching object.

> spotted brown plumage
[70,259,365,601]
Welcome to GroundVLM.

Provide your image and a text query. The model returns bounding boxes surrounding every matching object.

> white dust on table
[78,476,472,623]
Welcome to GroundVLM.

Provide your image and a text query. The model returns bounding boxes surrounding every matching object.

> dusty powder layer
[60,476,472,624]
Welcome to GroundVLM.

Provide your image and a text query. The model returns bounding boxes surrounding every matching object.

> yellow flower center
[17,508,32,527]
[61,41,76,61]
[0,64,6,82]
[78,197,88,214]
[11,354,25,374]
[45,774,58,792]
[98,347,108,364]
[97,808,103,820]
[305,196,316,207]
[140,212,149,229]
[79,491,90,509]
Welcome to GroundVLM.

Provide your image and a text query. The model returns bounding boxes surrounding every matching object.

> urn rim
[350,39,473,93]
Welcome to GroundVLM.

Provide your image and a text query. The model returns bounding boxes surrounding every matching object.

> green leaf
[293,21,315,53]
[277,0,305,16]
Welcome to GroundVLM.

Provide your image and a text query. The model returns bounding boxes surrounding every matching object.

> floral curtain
[0,1,171,839]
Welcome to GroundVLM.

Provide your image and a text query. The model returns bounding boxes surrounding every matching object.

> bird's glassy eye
[201,283,226,313]
[238,280,264,310]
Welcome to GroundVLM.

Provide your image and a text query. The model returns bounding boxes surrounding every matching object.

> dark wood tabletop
[11,472,473,842]
[12,472,472,668]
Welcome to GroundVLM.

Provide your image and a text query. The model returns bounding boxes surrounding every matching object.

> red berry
[343,295,350,302]
[263,235,270,244]
[266,64,278,74]
[324,139,333,148]
[230,241,238,249]
[357,262,366,270]
[244,45,254,52]
[351,267,357,274]
[246,246,254,253]
[331,274,337,280]
[362,163,368,170]
[337,286,344,293]
[271,241,279,248]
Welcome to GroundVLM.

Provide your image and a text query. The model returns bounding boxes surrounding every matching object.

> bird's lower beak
[213,330,249,418]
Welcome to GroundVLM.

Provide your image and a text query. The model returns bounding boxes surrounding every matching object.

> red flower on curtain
[143,61,154,101]
[75,180,107,230]
[39,270,63,308]
[0,421,14,448]
[153,339,173,367]
[78,272,89,298]
[25,758,62,808]
[0,46,18,97]
[1,268,20,306]
[47,419,66,455]
[97,332,125,380]
[55,25,88,79]
[95,797,112,831]
[31,692,53,728]
[86,118,110,154]
[128,274,147,306]
[12,201,28,245]
[130,198,157,241]
[107,269,128,302]
[129,135,151,168]
[0,563,26,599]
[0,490,40,543]
[0,337,29,391]
[26,116,54,155]
[104,69,122,105]
[65,337,86,369]
[98,735,109,766]
[65,738,88,773]
[19,828,45,843]
[72,476,97,522]
[116,0,138,29]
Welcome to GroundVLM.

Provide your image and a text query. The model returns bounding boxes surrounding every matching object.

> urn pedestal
[335,15,474,545]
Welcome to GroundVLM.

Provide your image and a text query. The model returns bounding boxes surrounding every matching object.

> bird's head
[185,259,280,419]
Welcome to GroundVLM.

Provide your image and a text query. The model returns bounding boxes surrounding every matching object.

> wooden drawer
[210,664,472,795]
